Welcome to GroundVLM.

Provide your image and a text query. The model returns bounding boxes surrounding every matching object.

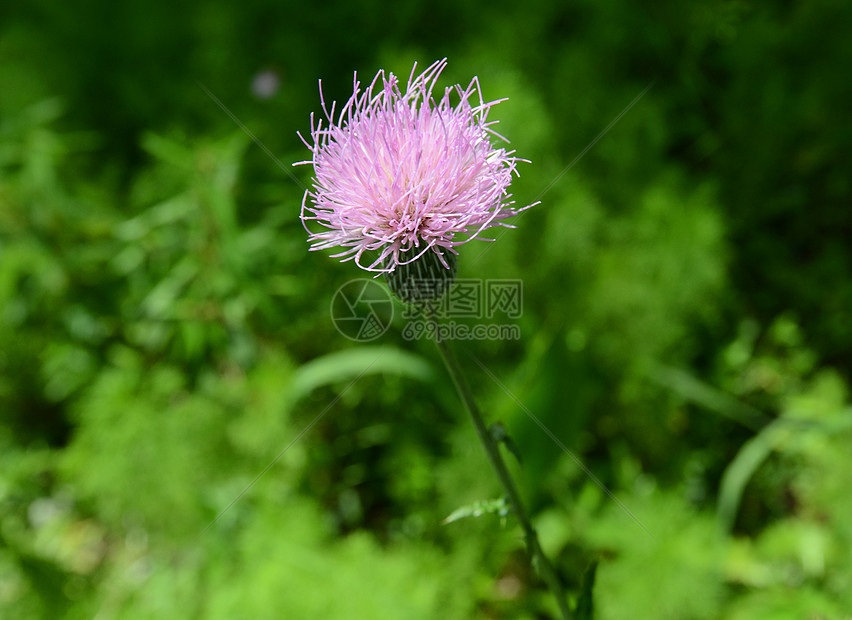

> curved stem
[434,336,573,620]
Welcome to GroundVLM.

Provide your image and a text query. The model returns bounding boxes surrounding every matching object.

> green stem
[434,336,573,620]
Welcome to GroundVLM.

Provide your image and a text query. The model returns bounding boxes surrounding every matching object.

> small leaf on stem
[442,497,510,525]
[489,422,523,465]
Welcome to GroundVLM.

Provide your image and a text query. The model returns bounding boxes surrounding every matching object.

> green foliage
[585,489,726,620]
[1,0,851,618]
[96,498,477,620]
[583,177,726,361]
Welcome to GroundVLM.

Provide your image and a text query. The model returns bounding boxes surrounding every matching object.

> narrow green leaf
[576,560,598,620]
[290,346,434,401]
[717,419,790,531]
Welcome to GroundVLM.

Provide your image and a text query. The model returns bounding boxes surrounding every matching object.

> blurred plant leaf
[290,346,435,401]
[718,371,852,531]
[648,364,768,431]
[576,560,598,620]
[718,419,787,532]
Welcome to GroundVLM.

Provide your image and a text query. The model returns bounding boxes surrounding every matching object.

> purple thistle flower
[295,59,533,274]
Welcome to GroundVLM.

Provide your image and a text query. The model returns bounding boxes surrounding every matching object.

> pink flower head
[295,59,532,273]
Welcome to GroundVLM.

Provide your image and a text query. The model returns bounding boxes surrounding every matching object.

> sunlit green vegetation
[1,1,850,618]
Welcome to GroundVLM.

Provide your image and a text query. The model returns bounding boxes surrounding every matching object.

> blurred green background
[1,0,851,618]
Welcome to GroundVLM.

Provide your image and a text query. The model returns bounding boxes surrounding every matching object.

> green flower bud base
[384,250,457,305]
